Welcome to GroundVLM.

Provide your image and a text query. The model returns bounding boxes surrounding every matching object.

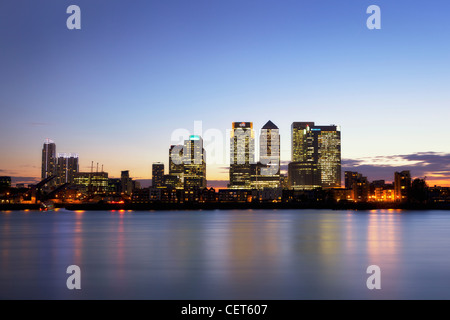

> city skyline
[1,1,450,187]
[6,119,448,191]
[3,119,450,189]
[3,121,441,206]
[3,1,450,304]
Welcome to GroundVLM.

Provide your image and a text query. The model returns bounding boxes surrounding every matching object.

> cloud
[27,122,51,126]
[10,176,40,185]
[207,180,228,189]
[218,166,230,174]
[135,179,152,188]
[280,160,289,175]
[134,179,229,189]
[2,153,449,187]
[0,169,19,175]
[343,152,450,184]
[20,164,38,168]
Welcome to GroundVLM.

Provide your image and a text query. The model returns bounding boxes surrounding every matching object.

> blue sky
[1,0,450,185]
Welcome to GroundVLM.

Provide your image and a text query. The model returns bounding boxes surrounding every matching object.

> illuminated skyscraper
[289,122,341,189]
[229,122,255,189]
[291,122,315,163]
[152,163,164,187]
[41,139,56,180]
[252,120,281,189]
[168,144,184,188]
[56,153,79,185]
[183,135,206,189]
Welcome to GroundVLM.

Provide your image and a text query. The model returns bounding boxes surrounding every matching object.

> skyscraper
[41,139,56,180]
[152,163,164,187]
[168,144,184,188]
[183,135,207,189]
[229,122,255,189]
[56,153,79,185]
[252,120,281,189]
[289,122,341,189]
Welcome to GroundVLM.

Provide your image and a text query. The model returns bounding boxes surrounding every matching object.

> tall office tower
[183,135,206,189]
[253,120,281,189]
[394,170,411,202]
[41,139,57,180]
[289,122,341,189]
[56,153,79,185]
[152,163,164,187]
[229,122,255,189]
[121,170,133,195]
[291,122,316,163]
[169,145,184,188]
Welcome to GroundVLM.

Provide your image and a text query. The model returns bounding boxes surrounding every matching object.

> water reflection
[201,212,292,296]
[1,209,450,299]
[367,211,402,258]
[73,211,83,265]
[115,212,126,290]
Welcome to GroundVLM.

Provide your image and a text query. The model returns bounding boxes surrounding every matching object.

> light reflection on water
[1,209,450,299]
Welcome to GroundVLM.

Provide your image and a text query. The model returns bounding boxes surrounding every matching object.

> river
[1,209,449,299]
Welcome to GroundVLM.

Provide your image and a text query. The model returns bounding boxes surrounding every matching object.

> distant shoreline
[1,202,450,211]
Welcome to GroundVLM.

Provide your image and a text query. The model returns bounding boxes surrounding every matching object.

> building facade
[289,122,341,189]
[121,170,133,195]
[152,163,164,187]
[169,144,184,189]
[394,170,411,202]
[56,153,79,186]
[253,120,281,189]
[183,135,207,189]
[0,176,11,188]
[344,171,369,202]
[41,139,57,181]
[74,172,109,194]
[229,122,255,189]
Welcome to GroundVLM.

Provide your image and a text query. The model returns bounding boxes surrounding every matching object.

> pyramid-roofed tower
[262,120,278,130]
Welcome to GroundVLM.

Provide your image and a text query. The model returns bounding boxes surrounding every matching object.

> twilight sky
[1,0,450,186]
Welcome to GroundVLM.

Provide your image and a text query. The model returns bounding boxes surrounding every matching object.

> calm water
[1,209,450,300]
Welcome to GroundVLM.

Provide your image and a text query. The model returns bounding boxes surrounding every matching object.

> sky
[1,0,450,187]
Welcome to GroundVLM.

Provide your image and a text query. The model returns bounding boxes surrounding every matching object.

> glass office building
[289,122,341,189]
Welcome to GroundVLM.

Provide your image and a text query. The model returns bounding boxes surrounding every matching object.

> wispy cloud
[207,180,228,189]
[218,166,230,174]
[343,152,450,184]
[2,153,449,187]
[27,122,51,127]
[10,176,40,185]
[0,169,18,175]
